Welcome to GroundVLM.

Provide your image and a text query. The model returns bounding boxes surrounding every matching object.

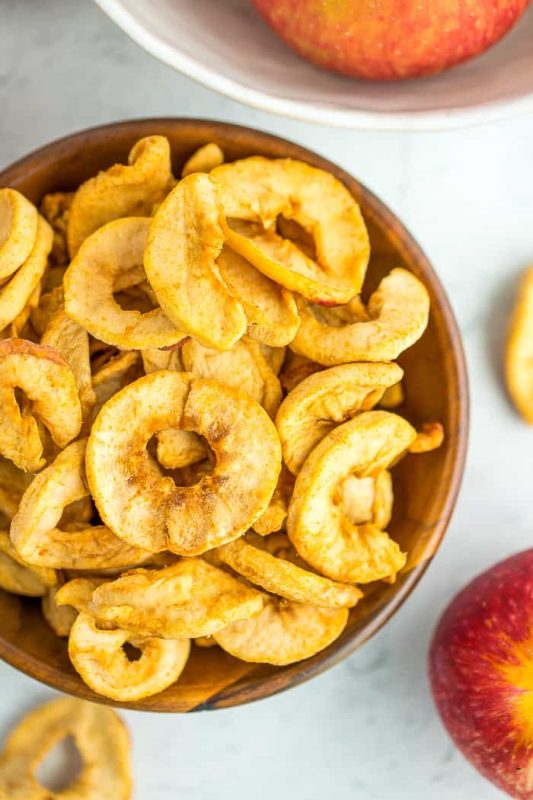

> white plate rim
[94,0,533,131]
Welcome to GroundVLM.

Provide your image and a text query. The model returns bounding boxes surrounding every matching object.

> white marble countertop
[1,1,533,797]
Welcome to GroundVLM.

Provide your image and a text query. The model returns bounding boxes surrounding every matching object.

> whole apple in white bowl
[94,0,533,130]
[430,550,533,799]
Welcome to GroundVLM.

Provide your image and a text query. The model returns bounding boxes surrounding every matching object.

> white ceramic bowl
[94,0,533,131]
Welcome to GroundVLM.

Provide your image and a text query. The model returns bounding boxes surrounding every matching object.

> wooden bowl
[0,119,468,712]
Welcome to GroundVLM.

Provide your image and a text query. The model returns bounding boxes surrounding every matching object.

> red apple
[253,0,531,80]
[429,550,533,799]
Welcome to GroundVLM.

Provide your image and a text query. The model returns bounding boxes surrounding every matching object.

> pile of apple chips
[0,136,443,700]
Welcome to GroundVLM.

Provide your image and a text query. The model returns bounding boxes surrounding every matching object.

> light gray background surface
[1,2,533,798]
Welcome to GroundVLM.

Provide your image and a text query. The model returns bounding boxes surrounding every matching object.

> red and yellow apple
[253,0,531,80]
[430,550,533,799]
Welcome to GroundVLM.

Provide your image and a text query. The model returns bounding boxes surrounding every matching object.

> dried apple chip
[68,613,190,702]
[506,267,533,423]
[217,247,299,347]
[87,558,264,639]
[0,216,52,334]
[40,191,73,267]
[0,696,132,799]
[252,465,294,535]
[0,188,38,281]
[42,577,78,637]
[67,134,173,256]
[0,458,32,519]
[280,351,321,393]
[276,362,404,474]
[86,371,281,555]
[64,217,186,350]
[409,422,445,453]
[216,536,362,608]
[145,173,247,350]
[30,286,64,337]
[379,381,404,409]
[0,338,82,471]
[287,411,415,583]
[181,142,224,176]
[92,350,142,415]
[10,439,152,570]
[291,268,430,365]
[214,597,348,665]
[0,530,56,597]
[182,336,282,417]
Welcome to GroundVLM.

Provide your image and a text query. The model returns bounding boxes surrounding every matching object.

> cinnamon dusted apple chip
[0,188,38,280]
[216,535,362,608]
[276,362,404,474]
[67,134,173,256]
[0,216,52,334]
[211,157,370,304]
[291,268,430,365]
[0,696,132,799]
[182,336,282,418]
[287,411,415,583]
[0,339,82,471]
[10,439,152,570]
[92,350,142,415]
[214,597,348,665]
[86,372,281,555]
[64,217,186,350]
[55,576,108,617]
[217,247,299,346]
[86,558,264,639]
[252,465,294,535]
[181,142,224,176]
[68,613,191,702]
[30,286,64,336]
[145,173,247,350]
[0,530,56,597]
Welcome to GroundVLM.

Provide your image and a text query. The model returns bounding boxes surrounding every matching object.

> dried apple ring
[216,536,362,608]
[68,613,190,702]
[0,530,56,597]
[276,362,404,474]
[182,336,282,418]
[64,217,186,350]
[291,268,430,365]
[210,157,369,304]
[10,439,152,570]
[287,411,415,583]
[506,267,533,423]
[181,142,224,176]
[214,597,348,665]
[0,188,38,280]
[145,173,247,350]
[86,371,281,555]
[217,247,300,347]
[0,697,132,799]
[67,134,173,256]
[86,559,264,639]
[0,339,82,471]
[42,308,96,419]
[0,216,53,333]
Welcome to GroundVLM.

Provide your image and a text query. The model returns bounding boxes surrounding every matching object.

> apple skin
[253,0,531,80]
[429,550,533,799]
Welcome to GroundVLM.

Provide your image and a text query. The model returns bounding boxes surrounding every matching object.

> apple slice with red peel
[429,550,533,799]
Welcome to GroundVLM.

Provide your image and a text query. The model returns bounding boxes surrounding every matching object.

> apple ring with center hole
[86,371,282,555]
[0,188,38,281]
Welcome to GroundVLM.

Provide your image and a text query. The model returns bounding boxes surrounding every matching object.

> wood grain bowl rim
[0,119,469,712]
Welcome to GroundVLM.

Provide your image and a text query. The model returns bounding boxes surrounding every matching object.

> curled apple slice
[276,362,403,474]
[217,246,300,347]
[0,339,82,471]
[86,559,264,639]
[409,422,445,453]
[182,336,282,418]
[0,530,56,597]
[67,134,173,256]
[211,157,370,304]
[379,380,404,409]
[30,286,64,336]
[64,217,186,350]
[0,697,132,799]
[280,350,321,393]
[214,596,348,665]
[10,439,152,570]
[181,142,224,176]
[145,173,247,350]
[287,411,415,583]
[216,535,362,608]
[291,268,430,365]
[86,371,281,555]
[0,216,52,334]
[0,188,38,280]
[68,613,191,702]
